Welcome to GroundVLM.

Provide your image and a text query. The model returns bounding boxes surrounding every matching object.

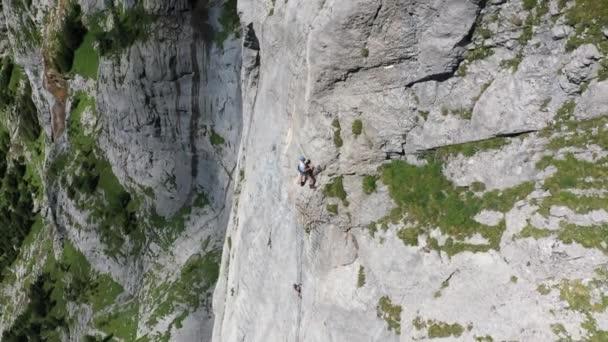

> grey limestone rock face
[0,0,241,339]
[96,4,242,217]
[563,44,601,85]
[551,24,572,40]
[576,80,608,119]
[213,0,608,341]
[86,1,242,338]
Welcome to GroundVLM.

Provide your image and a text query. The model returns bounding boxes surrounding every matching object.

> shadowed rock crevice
[189,41,201,196]
[404,72,455,88]
[189,0,214,42]
[496,129,538,138]
[243,23,259,51]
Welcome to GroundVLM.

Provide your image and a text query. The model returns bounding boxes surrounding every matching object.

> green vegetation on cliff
[0,66,43,282]
[144,249,220,335]
[2,241,124,340]
[413,317,465,339]
[215,0,240,46]
[49,93,141,258]
[357,265,366,287]
[564,0,608,79]
[89,3,154,55]
[210,128,226,146]
[332,118,344,148]
[362,175,378,194]
[9,0,42,49]
[0,150,41,280]
[41,1,100,79]
[94,301,139,341]
[324,176,348,205]
[352,119,363,136]
[47,2,87,74]
[71,32,100,79]
[523,116,608,254]
[381,157,532,255]
[549,269,608,339]
[131,241,221,341]
[150,191,210,249]
[377,296,402,334]
[1,273,66,341]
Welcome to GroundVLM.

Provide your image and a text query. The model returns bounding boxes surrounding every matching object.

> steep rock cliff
[0,0,240,340]
[213,0,608,341]
[0,0,607,341]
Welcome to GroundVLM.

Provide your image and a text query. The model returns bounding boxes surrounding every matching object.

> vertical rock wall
[0,0,242,339]
[214,0,608,341]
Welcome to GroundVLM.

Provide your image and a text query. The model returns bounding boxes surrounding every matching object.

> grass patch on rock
[381,158,532,255]
[150,192,210,248]
[414,318,465,339]
[516,225,552,239]
[546,116,608,151]
[537,284,551,295]
[324,176,348,205]
[0,126,42,280]
[428,321,464,339]
[94,301,139,341]
[435,136,509,158]
[500,52,524,72]
[451,108,473,120]
[522,0,537,10]
[555,100,576,122]
[357,265,366,288]
[145,249,221,330]
[210,128,226,146]
[1,273,67,340]
[68,93,96,151]
[57,241,124,312]
[563,0,608,56]
[215,0,240,46]
[552,268,608,339]
[71,32,99,79]
[332,118,343,148]
[537,153,607,215]
[326,204,338,215]
[515,223,608,256]
[397,227,424,246]
[558,224,608,254]
[352,119,363,136]
[559,279,608,312]
[514,116,608,255]
[46,2,87,74]
[464,45,494,63]
[6,61,23,95]
[362,175,378,194]
[377,296,401,334]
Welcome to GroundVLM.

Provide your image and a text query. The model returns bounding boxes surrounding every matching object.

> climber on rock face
[297,156,316,188]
